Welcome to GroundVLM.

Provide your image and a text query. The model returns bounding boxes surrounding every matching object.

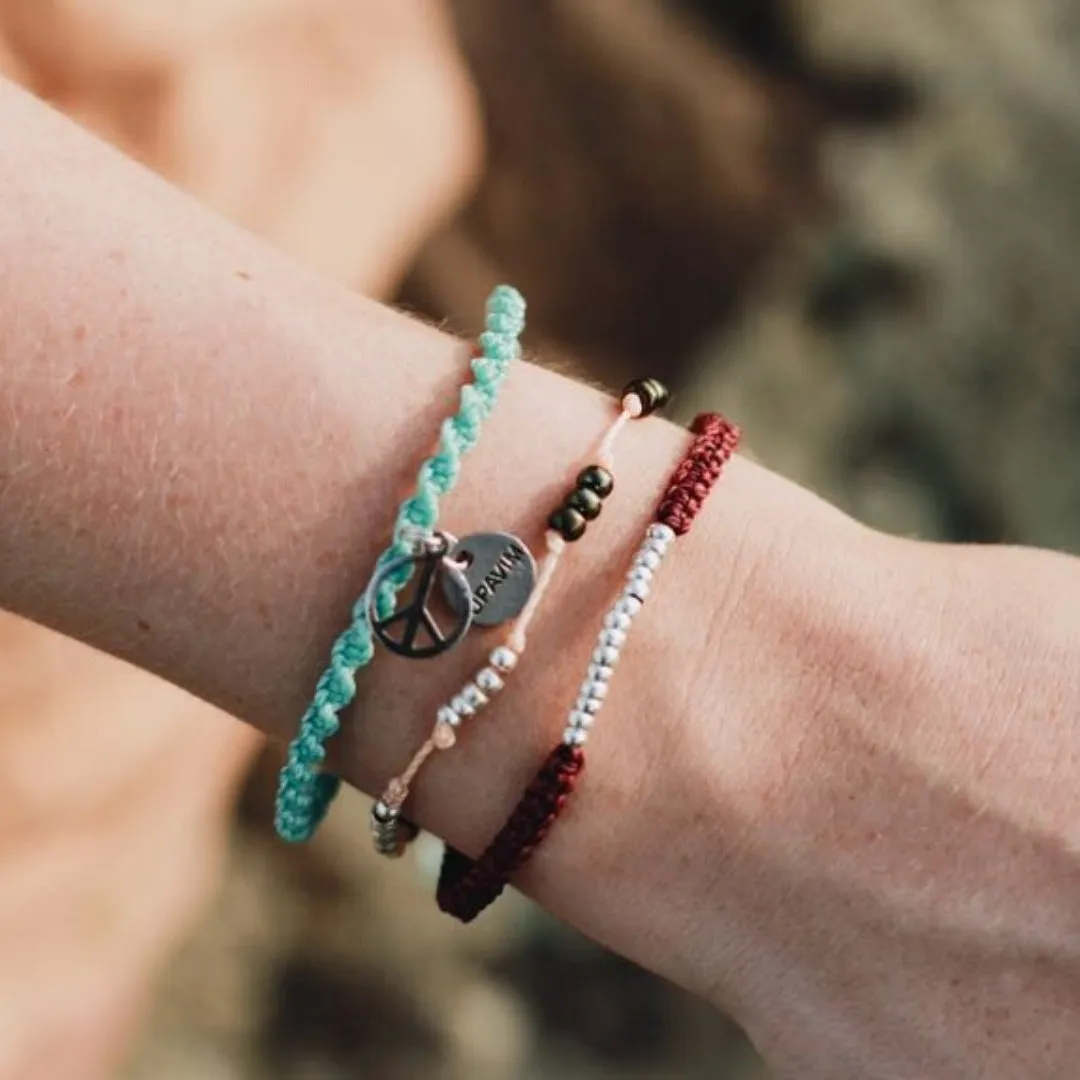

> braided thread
[435,412,739,920]
[437,744,585,922]
[655,413,740,536]
[275,286,526,842]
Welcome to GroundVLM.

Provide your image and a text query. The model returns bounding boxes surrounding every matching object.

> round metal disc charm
[443,532,536,627]
[368,547,474,660]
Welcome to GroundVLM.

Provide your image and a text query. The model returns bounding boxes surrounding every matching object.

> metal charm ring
[367,544,474,660]
[442,531,536,627]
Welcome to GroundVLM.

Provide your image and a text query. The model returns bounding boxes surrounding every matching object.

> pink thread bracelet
[370,379,671,856]
[436,412,740,920]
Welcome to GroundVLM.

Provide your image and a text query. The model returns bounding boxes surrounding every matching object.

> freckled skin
[0,2,483,1072]
[2,73,1080,1080]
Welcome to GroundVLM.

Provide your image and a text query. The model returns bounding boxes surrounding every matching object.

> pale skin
[0,2,481,1075]
[3,72,1080,1080]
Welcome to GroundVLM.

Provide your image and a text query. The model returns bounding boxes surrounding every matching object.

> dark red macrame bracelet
[437,412,740,922]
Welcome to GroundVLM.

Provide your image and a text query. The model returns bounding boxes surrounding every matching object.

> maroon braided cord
[656,412,740,535]
[437,413,739,922]
[438,743,585,922]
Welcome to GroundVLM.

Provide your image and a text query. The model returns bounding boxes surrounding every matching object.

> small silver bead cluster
[370,645,520,857]
[562,522,675,745]
[370,798,406,857]
[438,644,518,730]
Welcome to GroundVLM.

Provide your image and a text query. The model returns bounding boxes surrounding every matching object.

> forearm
[18,77,1080,1061]
[0,80,870,988]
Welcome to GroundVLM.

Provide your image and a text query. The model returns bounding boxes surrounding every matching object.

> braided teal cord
[275,286,526,842]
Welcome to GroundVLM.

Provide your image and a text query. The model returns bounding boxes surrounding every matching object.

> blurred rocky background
[5,0,1080,1076]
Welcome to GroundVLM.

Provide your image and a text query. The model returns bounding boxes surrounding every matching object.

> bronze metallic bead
[576,464,614,499]
[623,377,670,416]
[565,487,603,520]
[549,506,587,541]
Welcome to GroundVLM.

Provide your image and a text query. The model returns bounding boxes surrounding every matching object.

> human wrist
[332,388,893,1001]
[544,474,888,1005]
[688,532,1080,1077]
[0,80,932,1014]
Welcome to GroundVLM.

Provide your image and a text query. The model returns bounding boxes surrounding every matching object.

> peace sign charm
[367,532,474,660]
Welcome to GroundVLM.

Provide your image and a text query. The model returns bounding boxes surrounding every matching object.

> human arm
[3,79,1080,1079]
[0,4,483,1067]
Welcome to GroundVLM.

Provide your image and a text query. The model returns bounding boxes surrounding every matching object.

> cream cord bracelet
[370,378,671,855]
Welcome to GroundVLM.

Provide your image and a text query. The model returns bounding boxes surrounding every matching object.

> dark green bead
[549,506,587,542]
[576,465,614,499]
[623,377,670,417]
[565,487,603,521]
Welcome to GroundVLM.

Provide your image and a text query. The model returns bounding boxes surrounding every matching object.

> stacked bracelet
[436,412,740,921]
[370,378,671,856]
[274,285,526,843]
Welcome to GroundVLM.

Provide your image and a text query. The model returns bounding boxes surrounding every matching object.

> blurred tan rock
[0,0,297,81]
[690,0,1080,550]
[0,0,483,297]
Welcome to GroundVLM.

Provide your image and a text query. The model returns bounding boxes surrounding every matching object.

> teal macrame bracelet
[274,285,526,842]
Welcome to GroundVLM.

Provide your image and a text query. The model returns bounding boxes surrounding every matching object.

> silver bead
[586,663,614,683]
[643,536,669,558]
[577,695,603,714]
[584,679,609,702]
[372,815,406,857]
[614,595,643,619]
[475,666,505,694]
[450,693,475,720]
[490,645,518,673]
[461,682,489,710]
[648,522,676,545]
[437,704,460,728]
[627,565,653,587]
[563,727,588,746]
[626,577,651,601]
[599,628,626,650]
[593,645,620,668]
[635,549,662,572]
[568,710,594,729]
[604,610,633,632]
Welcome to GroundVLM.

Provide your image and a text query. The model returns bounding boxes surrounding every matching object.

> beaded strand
[370,380,670,856]
[275,286,526,844]
[436,412,740,920]
[563,520,676,745]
